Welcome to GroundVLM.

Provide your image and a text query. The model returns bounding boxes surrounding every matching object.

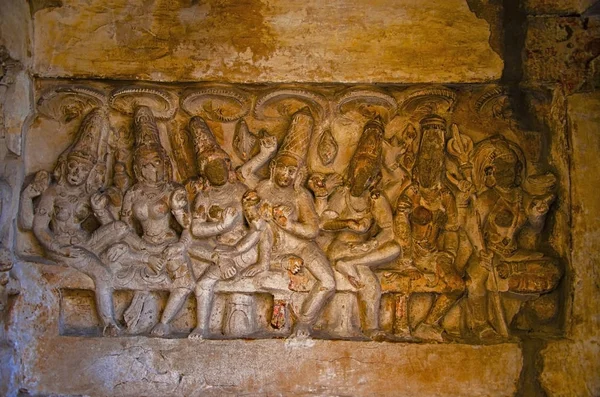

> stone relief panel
[17,81,565,343]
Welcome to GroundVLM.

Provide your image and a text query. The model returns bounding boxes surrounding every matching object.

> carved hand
[272,205,292,228]
[242,263,267,278]
[479,250,494,271]
[530,194,555,216]
[63,246,87,259]
[220,262,237,280]
[165,242,185,260]
[307,173,328,197]
[24,170,50,198]
[259,134,277,155]
[90,192,108,211]
[107,243,128,262]
[347,217,372,233]
[222,207,238,227]
[148,255,166,274]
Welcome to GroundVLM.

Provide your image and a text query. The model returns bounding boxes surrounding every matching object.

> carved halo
[335,87,398,122]
[254,88,327,120]
[37,85,106,123]
[474,86,510,119]
[109,86,178,120]
[181,86,252,122]
[398,86,457,117]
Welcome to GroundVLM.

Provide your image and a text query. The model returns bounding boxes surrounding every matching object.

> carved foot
[103,323,123,337]
[289,323,312,341]
[188,327,206,341]
[364,329,387,342]
[150,322,171,337]
[413,323,444,342]
[335,260,364,289]
[473,324,504,343]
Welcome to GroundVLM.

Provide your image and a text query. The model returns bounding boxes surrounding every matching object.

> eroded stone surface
[523,15,600,92]
[539,92,600,397]
[32,0,503,83]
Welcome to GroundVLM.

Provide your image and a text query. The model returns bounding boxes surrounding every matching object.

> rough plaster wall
[31,0,503,83]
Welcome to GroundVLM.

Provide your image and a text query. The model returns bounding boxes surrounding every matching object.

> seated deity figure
[184,116,270,339]
[249,107,336,339]
[315,116,401,340]
[464,136,561,340]
[30,109,132,335]
[115,106,195,337]
[392,115,465,342]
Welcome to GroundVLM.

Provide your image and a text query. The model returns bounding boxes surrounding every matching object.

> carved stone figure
[252,107,336,339]
[461,136,562,340]
[315,116,400,340]
[18,83,565,344]
[185,116,267,339]
[390,115,465,342]
[29,109,130,335]
[112,106,194,336]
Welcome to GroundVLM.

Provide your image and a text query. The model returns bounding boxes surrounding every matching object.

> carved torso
[128,182,179,245]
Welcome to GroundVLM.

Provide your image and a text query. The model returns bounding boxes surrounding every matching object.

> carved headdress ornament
[189,116,230,175]
[347,116,385,184]
[352,116,385,162]
[275,107,314,166]
[132,106,173,180]
[66,108,108,165]
[419,114,447,131]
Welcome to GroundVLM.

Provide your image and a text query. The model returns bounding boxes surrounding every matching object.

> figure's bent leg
[356,265,385,340]
[293,249,335,339]
[151,287,192,337]
[465,261,498,340]
[86,221,130,253]
[73,251,120,335]
[335,241,400,288]
[189,269,219,340]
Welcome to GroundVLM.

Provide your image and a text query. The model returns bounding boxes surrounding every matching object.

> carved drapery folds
[18,82,565,343]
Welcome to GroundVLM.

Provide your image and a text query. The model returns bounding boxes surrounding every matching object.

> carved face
[137,151,164,185]
[204,158,230,187]
[491,153,520,189]
[66,156,93,187]
[273,156,299,188]
[416,129,445,189]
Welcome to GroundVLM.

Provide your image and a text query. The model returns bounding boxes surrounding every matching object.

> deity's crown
[189,116,229,172]
[68,108,108,164]
[353,115,385,161]
[275,107,314,165]
[420,114,447,130]
[133,106,162,150]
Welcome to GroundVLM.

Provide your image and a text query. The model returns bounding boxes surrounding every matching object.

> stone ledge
[23,337,523,397]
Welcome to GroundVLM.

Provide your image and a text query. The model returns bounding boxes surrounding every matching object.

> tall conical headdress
[350,115,385,165]
[189,116,230,175]
[275,107,314,165]
[132,105,173,181]
[134,106,162,149]
[68,108,108,164]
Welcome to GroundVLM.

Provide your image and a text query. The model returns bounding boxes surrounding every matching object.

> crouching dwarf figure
[392,115,465,342]
[314,116,400,340]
